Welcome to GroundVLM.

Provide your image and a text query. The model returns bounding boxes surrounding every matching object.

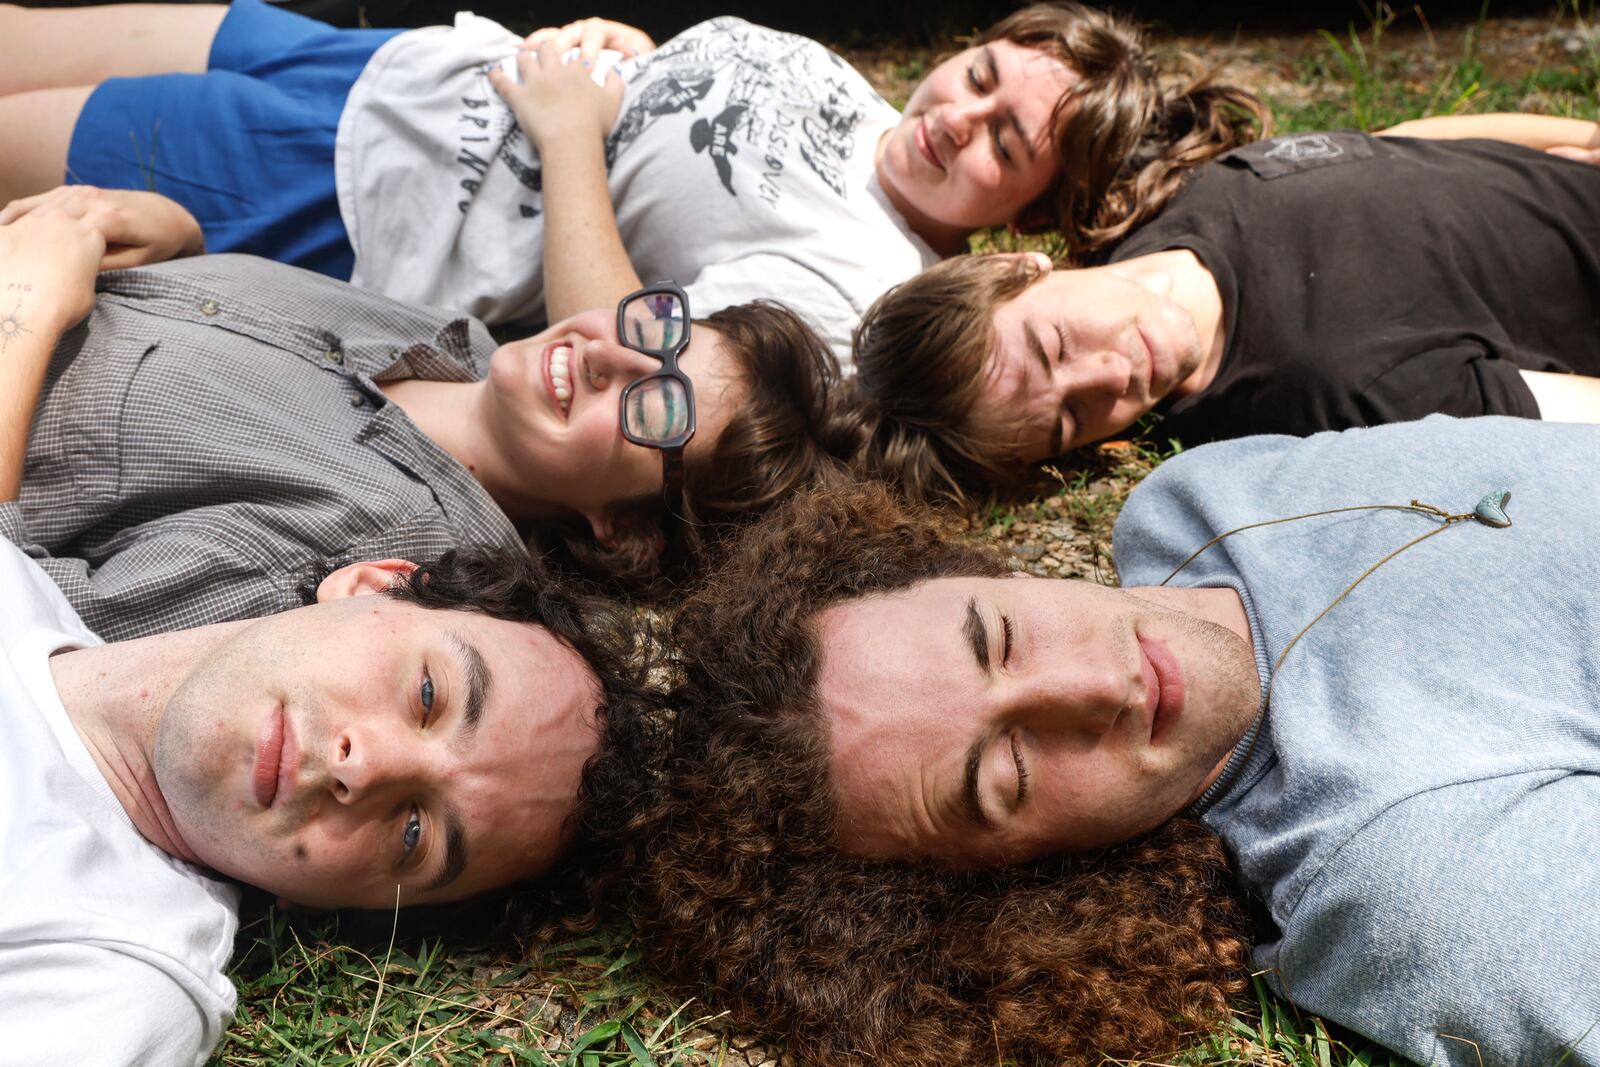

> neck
[874,130,972,256]
[49,621,251,865]
[376,379,540,524]
[1105,249,1228,396]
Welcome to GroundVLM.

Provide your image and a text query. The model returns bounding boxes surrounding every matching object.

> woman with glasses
[0,190,848,639]
[0,0,1265,361]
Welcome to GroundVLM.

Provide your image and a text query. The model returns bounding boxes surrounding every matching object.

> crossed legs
[0,4,228,201]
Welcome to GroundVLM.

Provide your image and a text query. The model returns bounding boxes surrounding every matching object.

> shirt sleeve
[0,941,225,1067]
[1270,771,1600,1066]
[681,253,857,369]
[0,508,292,639]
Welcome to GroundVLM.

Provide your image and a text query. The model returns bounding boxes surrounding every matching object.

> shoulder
[0,941,233,1066]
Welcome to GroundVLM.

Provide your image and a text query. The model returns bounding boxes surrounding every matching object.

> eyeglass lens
[621,291,688,354]
[624,377,691,444]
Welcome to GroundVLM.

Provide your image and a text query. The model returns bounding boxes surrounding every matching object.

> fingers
[520,17,652,62]
[1547,144,1600,166]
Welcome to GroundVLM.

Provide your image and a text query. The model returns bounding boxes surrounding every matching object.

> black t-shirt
[1111,131,1600,442]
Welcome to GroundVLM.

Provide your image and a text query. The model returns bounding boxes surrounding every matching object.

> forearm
[537,133,642,322]
[1519,369,1600,424]
[1378,113,1600,151]
[0,286,69,500]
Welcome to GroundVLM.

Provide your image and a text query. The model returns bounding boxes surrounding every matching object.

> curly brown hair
[981,2,1268,255]
[626,483,1251,1065]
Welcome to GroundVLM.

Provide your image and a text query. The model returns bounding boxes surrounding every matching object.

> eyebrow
[962,732,993,828]
[963,596,991,674]
[423,803,469,893]
[448,629,492,747]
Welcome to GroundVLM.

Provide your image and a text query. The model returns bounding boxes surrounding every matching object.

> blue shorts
[66,0,400,280]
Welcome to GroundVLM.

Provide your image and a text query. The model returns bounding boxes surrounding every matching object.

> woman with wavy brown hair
[0,1,1264,361]
[623,482,1251,1066]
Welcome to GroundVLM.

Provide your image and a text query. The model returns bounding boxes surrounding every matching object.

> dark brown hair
[533,301,860,591]
[982,2,1268,254]
[625,484,1250,1065]
[847,253,1047,508]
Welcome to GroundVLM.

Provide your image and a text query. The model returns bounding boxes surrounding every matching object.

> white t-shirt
[335,15,938,365]
[0,541,239,1067]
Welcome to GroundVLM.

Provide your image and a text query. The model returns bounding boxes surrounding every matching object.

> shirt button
[349,394,366,408]
[199,299,220,316]
[324,349,345,365]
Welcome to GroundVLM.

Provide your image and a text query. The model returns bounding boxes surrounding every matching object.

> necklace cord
[1162,499,1481,801]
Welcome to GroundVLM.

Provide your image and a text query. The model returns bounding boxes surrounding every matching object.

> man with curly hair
[643,415,1600,1065]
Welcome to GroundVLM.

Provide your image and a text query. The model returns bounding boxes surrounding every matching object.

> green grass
[212,6,1600,1065]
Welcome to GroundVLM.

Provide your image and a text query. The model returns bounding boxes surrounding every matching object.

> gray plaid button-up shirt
[2,255,524,641]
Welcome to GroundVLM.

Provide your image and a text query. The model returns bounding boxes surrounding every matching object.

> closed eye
[991,124,1012,164]
[1010,733,1030,807]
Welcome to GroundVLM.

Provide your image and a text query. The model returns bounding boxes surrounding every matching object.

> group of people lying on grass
[0,0,1596,1064]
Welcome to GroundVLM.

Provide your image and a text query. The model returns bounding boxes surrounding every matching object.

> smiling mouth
[1140,637,1186,745]
[915,117,944,171]
[543,342,574,420]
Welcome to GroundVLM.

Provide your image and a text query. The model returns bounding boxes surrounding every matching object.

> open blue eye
[420,674,434,722]
[403,805,422,855]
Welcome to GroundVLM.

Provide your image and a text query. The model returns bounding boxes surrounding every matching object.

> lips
[253,705,285,808]
[1140,637,1186,745]
[914,116,945,171]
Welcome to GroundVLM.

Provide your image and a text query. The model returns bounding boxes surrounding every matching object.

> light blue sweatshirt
[1114,416,1600,1066]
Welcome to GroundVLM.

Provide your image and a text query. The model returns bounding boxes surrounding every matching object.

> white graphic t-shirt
[0,540,239,1066]
[335,15,938,364]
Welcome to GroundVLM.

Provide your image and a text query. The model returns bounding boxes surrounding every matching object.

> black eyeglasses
[616,282,695,520]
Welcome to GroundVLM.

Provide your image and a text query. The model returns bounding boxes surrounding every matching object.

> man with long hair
[642,415,1600,1065]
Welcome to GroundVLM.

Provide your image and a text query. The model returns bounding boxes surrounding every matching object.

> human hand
[522,17,654,62]
[1547,144,1600,166]
[488,39,624,147]
[0,185,205,271]
[0,207,106,334]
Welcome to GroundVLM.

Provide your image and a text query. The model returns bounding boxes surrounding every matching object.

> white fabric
[336,14,938,364]
[0,541,238,1067]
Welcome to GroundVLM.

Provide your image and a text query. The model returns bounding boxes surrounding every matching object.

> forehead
[971,39,1076,130]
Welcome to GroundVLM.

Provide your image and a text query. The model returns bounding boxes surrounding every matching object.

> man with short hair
[0,208,638,1065]
[850,125,1600,504]
[647,415,1600,1066]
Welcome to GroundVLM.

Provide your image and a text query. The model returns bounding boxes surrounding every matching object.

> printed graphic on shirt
[1264,133,1345,161]
[1225,130,1376,181]
[454,70,542,218]
[605,18,873,206]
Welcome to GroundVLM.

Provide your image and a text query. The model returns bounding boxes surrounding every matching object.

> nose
[939,95,992,146]
[329,724,426,805]
[1005,654,1133,740]
[1060,349,1132,400]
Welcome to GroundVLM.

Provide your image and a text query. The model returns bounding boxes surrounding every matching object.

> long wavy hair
[625,484,1251,1065]
[532,301,861,592]
[984,2,1268,254]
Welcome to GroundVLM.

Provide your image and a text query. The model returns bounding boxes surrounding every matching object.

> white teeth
[549,344,573,415]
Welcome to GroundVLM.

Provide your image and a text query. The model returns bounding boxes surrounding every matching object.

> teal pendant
[1474,488,1513,528]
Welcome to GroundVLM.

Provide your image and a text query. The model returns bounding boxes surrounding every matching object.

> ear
[315,558,420,603]
[585,510,619,551]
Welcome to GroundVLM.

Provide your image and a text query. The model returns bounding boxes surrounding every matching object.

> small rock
[1010,544,1046,562]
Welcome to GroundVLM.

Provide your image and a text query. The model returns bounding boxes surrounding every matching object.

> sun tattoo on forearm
[0,300,30,354]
